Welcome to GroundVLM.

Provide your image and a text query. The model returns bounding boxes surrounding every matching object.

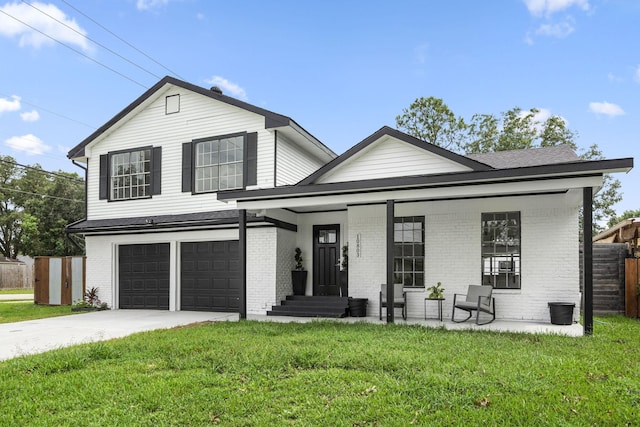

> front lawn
[0,303,79,324]
[0,317,638,426]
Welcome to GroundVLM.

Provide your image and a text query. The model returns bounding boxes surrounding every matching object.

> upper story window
[110,149,151,200]
[393,216,425,288]
[481,212,521,289]
[182,132,258,194]
[195,135,244,193]
[98,147,161,201]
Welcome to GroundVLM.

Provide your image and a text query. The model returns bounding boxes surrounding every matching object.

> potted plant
[291,248,307,295]
[426,281,445,299]
[340,244,349,297]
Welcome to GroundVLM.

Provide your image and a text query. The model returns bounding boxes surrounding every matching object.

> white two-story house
[68,76,633,329]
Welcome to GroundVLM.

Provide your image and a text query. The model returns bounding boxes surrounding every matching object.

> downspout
[66,160,88,254]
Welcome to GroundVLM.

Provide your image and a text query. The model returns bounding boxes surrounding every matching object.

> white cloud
[589,101,625,117]
[635,65,640,82]
[524,0,590,17]
[535,20,575,38]
[518,108,568,133]
[204,76,248,101]
[0,95,21,113]
[4,134,51,155]
[608,72,623,82]
[137,0,169,11]
[0,2,91,51]
[414,43,429,65]
[20,110,40,122]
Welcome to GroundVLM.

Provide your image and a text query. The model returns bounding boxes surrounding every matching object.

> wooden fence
[0,262,33,289]
[580,243,627,315]
[625,258,639,318]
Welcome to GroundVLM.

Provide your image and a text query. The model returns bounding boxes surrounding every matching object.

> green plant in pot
[427,282,445,299]
[291,248,307,295]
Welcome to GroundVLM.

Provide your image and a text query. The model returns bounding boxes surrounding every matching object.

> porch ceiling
[229,174,604,212]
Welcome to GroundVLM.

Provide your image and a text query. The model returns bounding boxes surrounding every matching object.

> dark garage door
[119,243,170,309]
[181,241,239,312]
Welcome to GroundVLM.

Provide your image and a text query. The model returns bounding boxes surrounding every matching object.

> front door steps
[267,296,350,318]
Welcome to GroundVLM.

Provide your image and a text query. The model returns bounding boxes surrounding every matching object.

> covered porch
[219,128,632,336]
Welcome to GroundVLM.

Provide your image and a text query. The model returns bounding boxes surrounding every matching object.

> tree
[395,96,467,151]
[395,98,623,231]
[465,107,577,153]
[0,155,85,258]
[607,209,640,229]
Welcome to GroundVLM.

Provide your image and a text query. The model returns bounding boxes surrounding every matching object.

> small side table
[424,298,445,321]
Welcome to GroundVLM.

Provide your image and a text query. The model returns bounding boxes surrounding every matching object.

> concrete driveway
[0,310,239,361]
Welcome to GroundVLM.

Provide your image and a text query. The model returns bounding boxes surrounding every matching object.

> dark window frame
[481,211,521,289]
[182,131,257,194]
[100,146,161,202]
[393,216,425,288]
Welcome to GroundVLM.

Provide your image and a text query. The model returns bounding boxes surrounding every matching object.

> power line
[0,91,96,129]
[0,185,83,203]
[21,0,164,81]
[59,0,185,80]
[0,158,84,183]
[0,8,148,89]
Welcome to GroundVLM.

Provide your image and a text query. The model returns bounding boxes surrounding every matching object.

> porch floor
[245,314,584,337]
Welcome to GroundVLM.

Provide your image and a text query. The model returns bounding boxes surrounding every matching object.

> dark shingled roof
[466,145,580,169]
[67,210,250,233]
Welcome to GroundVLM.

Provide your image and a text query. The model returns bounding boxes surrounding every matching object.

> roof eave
[219,157,632,202]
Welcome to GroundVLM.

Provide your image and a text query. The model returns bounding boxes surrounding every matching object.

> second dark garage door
[180,241,240,312]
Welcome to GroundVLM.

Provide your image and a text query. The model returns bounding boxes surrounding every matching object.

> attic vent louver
[210,86,223,94]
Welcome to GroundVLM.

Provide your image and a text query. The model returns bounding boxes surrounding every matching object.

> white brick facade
[327,193,580,322]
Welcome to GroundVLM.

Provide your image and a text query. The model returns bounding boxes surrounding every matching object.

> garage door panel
[119,243,170,310]
[181,241,239,312]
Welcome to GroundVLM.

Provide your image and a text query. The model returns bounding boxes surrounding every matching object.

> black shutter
[151,147,162,195]
[246,132,258,187]
[182,142,192,192]
[99,154,108,200]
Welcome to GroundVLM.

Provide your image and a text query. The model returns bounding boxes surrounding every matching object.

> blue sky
[0,0,637,217]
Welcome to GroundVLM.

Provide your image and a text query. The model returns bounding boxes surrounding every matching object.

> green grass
[0,288,34,294]
[0,317,639,426]
[0,303,78,324]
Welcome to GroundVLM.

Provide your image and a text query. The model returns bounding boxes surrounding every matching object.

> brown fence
[0,262,33,289]
[580,243,627,315]
[34,256,85,305]
[625,258,639,318]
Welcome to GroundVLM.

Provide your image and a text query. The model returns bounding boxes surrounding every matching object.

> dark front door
[313,224,340,296]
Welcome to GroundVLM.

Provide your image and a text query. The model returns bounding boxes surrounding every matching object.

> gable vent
[210,86,223,94]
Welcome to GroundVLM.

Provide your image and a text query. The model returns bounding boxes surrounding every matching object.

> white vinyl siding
[84,87,272,220]
[316,136,472,184]
[276,134,324,185]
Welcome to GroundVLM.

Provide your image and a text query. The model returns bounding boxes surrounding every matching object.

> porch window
[481,212,521,289]
[393,216,425,288]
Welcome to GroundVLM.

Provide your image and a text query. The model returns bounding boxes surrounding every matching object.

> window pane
[481,212,520,289]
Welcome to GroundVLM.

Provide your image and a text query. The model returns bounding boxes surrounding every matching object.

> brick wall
[345,193,581,322]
